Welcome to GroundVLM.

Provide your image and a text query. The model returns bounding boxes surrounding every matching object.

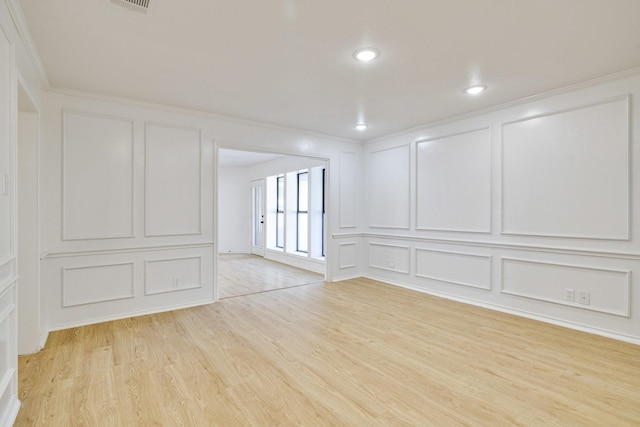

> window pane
[276,212,284,248]
[297,213,308,252]
[298,172,308,212]
[277,176,284,211]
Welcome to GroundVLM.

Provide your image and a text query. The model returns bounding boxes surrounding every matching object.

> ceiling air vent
[111,0,155,14]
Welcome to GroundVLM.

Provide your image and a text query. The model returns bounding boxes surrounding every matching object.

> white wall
[17,110,39,355]
[218,166,252,253]
[362,72,640,344]
[0,0,47,423]
[38,89,363,331]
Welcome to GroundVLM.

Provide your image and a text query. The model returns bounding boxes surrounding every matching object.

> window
[322,168,326,257]
[276,175,284,248]
[296,171,309,253]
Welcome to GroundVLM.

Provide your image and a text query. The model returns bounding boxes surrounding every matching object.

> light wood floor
[16,278,640,426]
[218,253,324,299]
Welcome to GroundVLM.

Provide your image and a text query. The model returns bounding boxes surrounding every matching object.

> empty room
[2,0,640,425]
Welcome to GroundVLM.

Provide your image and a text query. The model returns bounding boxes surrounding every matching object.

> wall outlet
[173,277,180,288]
[385,260,395,269]
[565,288,575,302]
[579,291,590,305]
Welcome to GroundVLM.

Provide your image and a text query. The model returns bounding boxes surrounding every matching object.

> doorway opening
[216,148,328,299]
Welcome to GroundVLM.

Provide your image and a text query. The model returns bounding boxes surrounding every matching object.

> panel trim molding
[144,122,204,237]
[415,126,492,234]
[338,242,357,269]
[43,242,214,259]
[62,262,135,308]
[415,248,492,290]
[500,95,630,241]
[338,151,357,229]
[144,255,203,296]
[61,109,136,241]
[362,232,640,261]
[368,144,411,230]
[0,254,14,267]
[500,257,631,317]
[368,242,410,274]
[0,275,16,298]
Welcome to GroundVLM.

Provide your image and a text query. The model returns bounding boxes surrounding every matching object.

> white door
[251,179,265,256]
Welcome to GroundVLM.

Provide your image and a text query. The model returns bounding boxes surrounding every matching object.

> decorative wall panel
[62,111,134,240]
[501,257,630,317]
[145,123,202,236]
[145,256,202,295]
[368,243,410,274]
[416,248,491,290]
[416,128,491,232]
[369,145,410,229]
[339,242,357,269]
[339,152,357,228]
[502,97,629,239]
[62,262,135,307]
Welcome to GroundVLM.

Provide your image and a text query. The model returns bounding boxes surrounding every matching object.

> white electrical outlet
[565,288,575,302]
[173,277,180,287]
[579,291,590,305]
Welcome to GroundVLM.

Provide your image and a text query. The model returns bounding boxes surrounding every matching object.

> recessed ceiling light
[355,123,368,131]
[353,48,379,62]
[464,85,487,95]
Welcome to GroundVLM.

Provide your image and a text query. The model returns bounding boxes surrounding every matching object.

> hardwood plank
[218,253,323,298]
[16,278,640,426]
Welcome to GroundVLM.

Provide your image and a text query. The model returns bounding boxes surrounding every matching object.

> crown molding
[366,66,640,144]
[47,85,363,145]
[4,0,49,88]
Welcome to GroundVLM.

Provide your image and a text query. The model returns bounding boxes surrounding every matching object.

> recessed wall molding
[368,144,411,230]
[362,232,640,261]
[500,257,631,317]
[62,262,135,307]
[0,276,16,298]
[368,242,410,274]
[43,242,214,259]
[0,254,14,267]
[339,152,357,229]
[338,242,357,269]
[415,248,492,290]
[61,110,135,241]
[144,122,203,237]
[144,255,202,296]
[501,95,630,241]
[415,127,492,234]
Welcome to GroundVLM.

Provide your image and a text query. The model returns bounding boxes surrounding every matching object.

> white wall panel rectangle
[339,242,357,269]
[62,262,135,307]
[416,128,491,233]
[62,111,134,240]
[501,257,630,317]
[416,248,491,290]
[368,145,410,229]
[501,97,629,239]
[339,152,357,228]
[368,243,410,274]
[145,256,202,295]
[145,123,202,236]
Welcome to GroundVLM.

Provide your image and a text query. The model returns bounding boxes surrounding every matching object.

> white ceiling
[19,0,640,140]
